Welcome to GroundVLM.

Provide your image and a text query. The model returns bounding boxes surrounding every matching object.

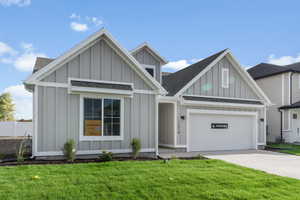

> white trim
[32,81,69,88]
[298,74,300,89]
[186,109,258,152]
[282,73,285,105]
[142,64,156,79]
[79,94,124,141]
[183,94,262,102]
[35,148,156,157]
[134,90,158,95]
[130,42,168,65]
[24,28,167,95]
[33,85,38,156]
[175,49,228,97]
[263,105,267,144]
[159,144,186,148]
[155,95,159,156]
[182,99,265,108]
[221,67,229,88]
[288,72,291,105]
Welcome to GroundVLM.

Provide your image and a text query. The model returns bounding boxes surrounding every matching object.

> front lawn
[267,143,300,155]
[0,159,299,200]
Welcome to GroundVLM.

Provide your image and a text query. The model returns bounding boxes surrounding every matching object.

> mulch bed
[0,157,159,166]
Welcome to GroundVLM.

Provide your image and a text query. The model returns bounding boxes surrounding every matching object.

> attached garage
[187,110,258,152]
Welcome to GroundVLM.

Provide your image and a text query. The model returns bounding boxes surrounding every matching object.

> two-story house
[248,62,300,143]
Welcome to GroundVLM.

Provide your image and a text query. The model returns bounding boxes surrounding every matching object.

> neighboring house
[24,28,271,158]
[248,63,300,143]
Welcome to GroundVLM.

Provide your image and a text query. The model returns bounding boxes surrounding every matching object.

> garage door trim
[186,109,258,152]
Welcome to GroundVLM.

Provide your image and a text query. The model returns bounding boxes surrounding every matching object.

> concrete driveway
[202,150,300,180]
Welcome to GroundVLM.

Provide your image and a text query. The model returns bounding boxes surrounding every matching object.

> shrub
[16,138,27,163]
[63,139,76,162]
[0,153,5,162]
[99,151,113,161]
[131,138,141,159]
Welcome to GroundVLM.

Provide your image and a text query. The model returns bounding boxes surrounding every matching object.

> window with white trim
[222,68,229,88]
[81,96,122,140]
[142,64,156,78]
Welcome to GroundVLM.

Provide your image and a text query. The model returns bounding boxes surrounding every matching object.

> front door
[292,112,300,142]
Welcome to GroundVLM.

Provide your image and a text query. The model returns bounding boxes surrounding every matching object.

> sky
[0,0,300,119]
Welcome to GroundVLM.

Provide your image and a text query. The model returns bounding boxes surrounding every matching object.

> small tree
[0,92,15,121]
[131,138,141,159]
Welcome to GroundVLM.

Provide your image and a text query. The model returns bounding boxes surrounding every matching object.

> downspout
[279,109,283,142]
[290,72,293,105]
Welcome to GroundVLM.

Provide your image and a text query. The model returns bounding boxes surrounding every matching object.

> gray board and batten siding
[37,37,157,153]
[184,56,260,100]
[132,47,162,83]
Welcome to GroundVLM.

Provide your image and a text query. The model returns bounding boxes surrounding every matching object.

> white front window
[222,68,229,88]
[80,94,124,141]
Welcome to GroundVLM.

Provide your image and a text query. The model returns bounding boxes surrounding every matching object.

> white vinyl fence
[0,122,32,137]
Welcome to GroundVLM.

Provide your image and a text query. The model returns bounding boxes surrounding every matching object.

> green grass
[267,143,300,155]
[0,160,300,200]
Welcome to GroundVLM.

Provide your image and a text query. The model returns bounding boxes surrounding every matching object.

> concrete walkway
[160,150,300,180]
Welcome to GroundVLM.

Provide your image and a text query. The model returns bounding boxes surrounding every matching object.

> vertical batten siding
[41,39,153,90]
[183,57,259,100]
[132,47,161,83]
[176,103,265,146]
[36,86,156,153]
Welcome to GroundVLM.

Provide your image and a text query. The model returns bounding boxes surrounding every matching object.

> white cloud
[0,0,31,7]
[14,52,46,71]
[70,13,81,20]
[69,13,103,32]
[0,42,17,56]
[86,16,103,26]
[0,42,46,71]
[3,84,32,120]
[268,54,300,66]
[163,58,201,71]
[70,22,88,32]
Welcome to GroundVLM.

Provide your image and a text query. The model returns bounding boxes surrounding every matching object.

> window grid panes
[83,98,121,137]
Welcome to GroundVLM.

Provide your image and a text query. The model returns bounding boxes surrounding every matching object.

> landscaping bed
[266,143,300,155]
[0,159,299,200]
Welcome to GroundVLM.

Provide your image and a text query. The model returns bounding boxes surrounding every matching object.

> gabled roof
[248,62,300,80]
[25,28,167,94]
[162,49,272,105]
[33,57,54,73]
[130,42,168,65]
[162,49,227,96]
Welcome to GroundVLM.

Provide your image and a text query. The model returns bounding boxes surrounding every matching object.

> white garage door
[188,110,257,152]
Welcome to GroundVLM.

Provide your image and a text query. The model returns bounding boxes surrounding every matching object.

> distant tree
[0,93,15,121]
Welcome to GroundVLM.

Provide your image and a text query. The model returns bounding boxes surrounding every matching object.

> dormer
[131,42,168,83]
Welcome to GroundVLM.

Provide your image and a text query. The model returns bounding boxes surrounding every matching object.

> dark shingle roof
[162,49,227,96]
[183,96,262,105]
[279,100,300,109]
[71,80,133,91]
[248,62,300,80]
[33,57,54,73]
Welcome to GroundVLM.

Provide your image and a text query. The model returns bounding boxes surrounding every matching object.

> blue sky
[0,0,300,119]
